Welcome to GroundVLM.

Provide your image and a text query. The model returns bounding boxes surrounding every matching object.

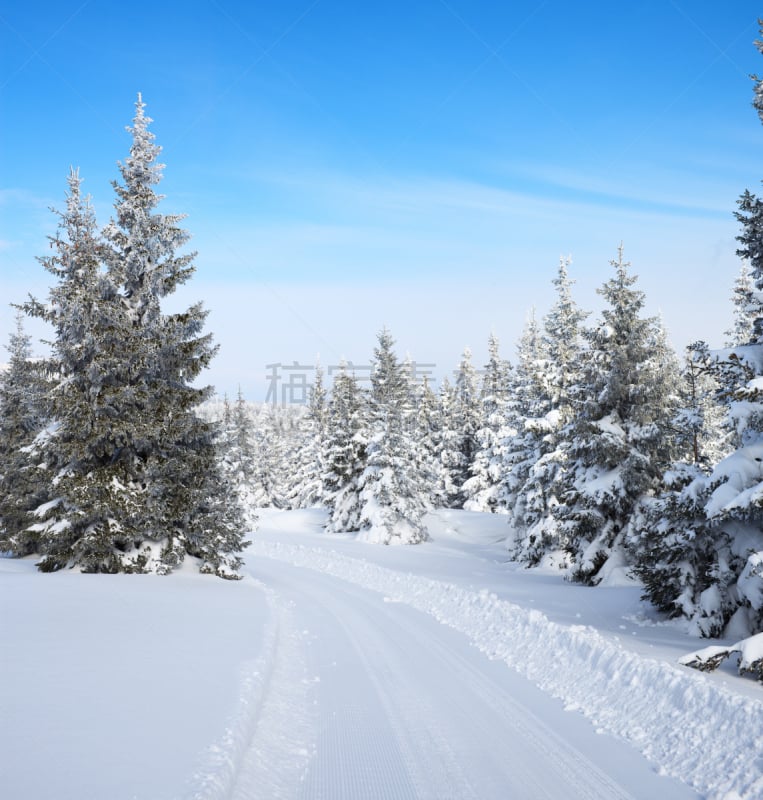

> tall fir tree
[552,246,680,584]
[0,313,48,554]
[511,258,588,565]
[439,348,480,507]
[674,343,732,468]
[251,404,292,509]
[463,333,512,513]
[357,329,427,544]
[504,309,547,540]
[322,363,367,532]
[288,361,328,509]
[413,374,446,509]
[641,27,763,635]
[27,99,245,576]
[21,168,128,570]
[627,341,733,635]
[217,390,259,531]
[109,96,246,575]
[437,376,461,506]
[725,262,756,347]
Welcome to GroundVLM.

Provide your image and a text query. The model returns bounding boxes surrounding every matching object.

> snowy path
[244,550,697,799]
[6,509,763,798]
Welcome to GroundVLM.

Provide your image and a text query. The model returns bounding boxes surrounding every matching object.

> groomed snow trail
[247,545,698,800]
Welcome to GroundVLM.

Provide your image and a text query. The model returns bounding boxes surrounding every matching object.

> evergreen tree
[440,348,480,507]
[725,262,756,347]
[233,389,260,527]
[414,375,446,509]
[709,264,760,412]
[623,28,763,637]
[322,363,367,532]
[438,377,462,507]
[252,404,292,509]
[0,313,48,554]
[511,259,588,564]
[27,99,245,576]
[504,309,547,539]
[553,246,680,584]
[21,167,128,570]
[357,329,427,544]
[627,463,732,636]
[627,341,733,634]
[639,28,763,634]
[463,333,512,513]
[287,362,328,509]
[675,343,732,468]
[217,390,259,530]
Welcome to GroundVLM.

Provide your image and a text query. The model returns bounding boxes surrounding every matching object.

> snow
[4,508,763,798]
[706,441,763,519]
[739,632,763,670]
[0,559,269,800]
[739,552,763,610]
[715,344,763,375]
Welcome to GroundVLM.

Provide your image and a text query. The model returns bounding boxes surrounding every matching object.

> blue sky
[1,1,762,401]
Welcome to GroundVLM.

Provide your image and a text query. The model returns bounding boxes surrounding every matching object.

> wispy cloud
[187,164,739,291]
[245,163,734,222]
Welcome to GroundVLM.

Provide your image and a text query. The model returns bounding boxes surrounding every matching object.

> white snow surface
[4,508,763,798]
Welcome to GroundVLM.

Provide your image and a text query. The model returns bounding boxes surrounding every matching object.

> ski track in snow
[251,539,763,800]
[185,579,316,800]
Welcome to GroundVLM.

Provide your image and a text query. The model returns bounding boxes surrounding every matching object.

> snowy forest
[5,41,763,647]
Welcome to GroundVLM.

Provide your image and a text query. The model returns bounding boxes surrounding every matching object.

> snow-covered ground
[3,509,763,798]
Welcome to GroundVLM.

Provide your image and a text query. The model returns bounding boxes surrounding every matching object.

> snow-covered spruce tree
[437,376,460,505]
[322,363,367,532]
[503,309,547,539]
[725,262,756,347]
[511,258,589,565]
[252,404,294,509]
[627,463,728,634]
[233,391,264,523]
[401,356,440,509]
[705,265,761,415]
[287,362,328,509]
[217,390,259,530]
[106,96,246,575]
[20,168,130,570]
[439,348,480,508]
[672,342,733,469]
[0,313,49,555]
[645,30,763,634]
[463,333,512,513]
[413,374,446,508]
[552,246,681,584]
[357,329,428,544]
[31,99,245,576]
[627,341,733,634]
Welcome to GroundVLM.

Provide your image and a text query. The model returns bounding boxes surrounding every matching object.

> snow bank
[252,540,763,800]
